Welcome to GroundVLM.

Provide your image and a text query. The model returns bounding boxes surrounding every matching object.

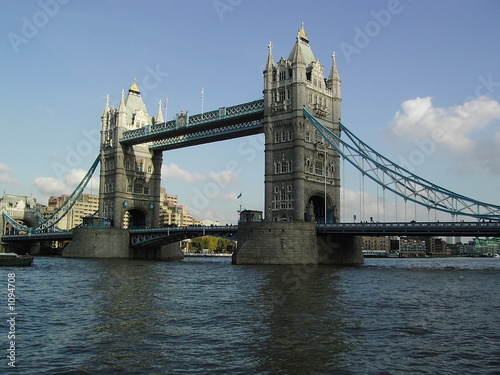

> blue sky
[1,0,499,224]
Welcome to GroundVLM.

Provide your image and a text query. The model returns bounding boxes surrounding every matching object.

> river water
[2,256,500,374]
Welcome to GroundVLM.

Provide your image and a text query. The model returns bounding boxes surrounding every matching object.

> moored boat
[0,253,34,266]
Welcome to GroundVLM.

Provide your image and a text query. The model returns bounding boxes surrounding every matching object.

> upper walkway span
[120,99,264,151]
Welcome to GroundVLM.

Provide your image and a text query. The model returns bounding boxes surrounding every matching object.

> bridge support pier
[62,227,184,260]
[63,228,130,258]
[232,221,364,265]
[133,242,183,261]
[233,221,318,265]
[317,234,364,265]
[0,240,41,255]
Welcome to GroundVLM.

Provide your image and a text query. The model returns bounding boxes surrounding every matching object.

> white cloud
[162,163,207,182]
[222,191,239,201]
[390,96,500,174]
[63,168,87,186]
[208,170,239,184]
[33,176,69,196]
[33,169,98,196]
[161,163,239,184]
[0,163,18,184]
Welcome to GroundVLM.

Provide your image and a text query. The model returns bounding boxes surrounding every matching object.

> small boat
[0,253,34,267]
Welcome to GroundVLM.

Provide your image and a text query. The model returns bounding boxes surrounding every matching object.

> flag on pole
[164,98,168,107]
[200,88,204,117]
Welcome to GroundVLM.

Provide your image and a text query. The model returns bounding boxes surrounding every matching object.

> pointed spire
[102,94,109,117]
[155,100,164,123]
[129,78,140,94]
[289,22,313,65]
[328,51,341,97]
[328,52,340,81]
[118,89,126,112]
[264,40,275,72]
[291,36,305,65]
[297,21,309,43]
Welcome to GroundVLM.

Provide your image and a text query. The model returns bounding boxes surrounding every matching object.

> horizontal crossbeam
[121,99,264,148]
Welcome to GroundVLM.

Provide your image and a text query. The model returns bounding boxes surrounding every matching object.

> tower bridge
[2,24,500,263]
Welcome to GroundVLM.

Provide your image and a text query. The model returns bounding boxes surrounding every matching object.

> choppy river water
[2,256,500,374]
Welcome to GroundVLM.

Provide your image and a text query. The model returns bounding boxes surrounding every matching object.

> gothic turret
[155,100,164,123]
[100,94,110,146]
[327,52,341,99]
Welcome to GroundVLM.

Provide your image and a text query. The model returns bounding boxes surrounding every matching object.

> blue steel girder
[303,107,500,221]
[129,226,238,248]
[120,99,264,148]
[150,119,263,151]
[317,221,500,237]
[2,156,100,234]
[1,231,73,242]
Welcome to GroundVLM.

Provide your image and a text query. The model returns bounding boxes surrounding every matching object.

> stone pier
[63,228,131,258]
[232,221,364,265]
[62,227,183,260]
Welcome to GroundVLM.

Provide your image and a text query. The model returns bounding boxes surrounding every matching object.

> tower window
[315,159,323,175]
[134,183,143,194]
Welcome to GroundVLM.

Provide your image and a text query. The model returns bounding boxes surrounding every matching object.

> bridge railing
[187,99,264,126]
[316,221,500,235]
[150,119,264,151]
[317,221,500,229]
[130,225,238,233]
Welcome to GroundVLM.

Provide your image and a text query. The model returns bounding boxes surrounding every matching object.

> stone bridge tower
[232,24,362,266]
[99,81,163,229]
[263,23,341,223]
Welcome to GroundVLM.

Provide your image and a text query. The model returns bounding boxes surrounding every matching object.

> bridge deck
[3,222,498,247]
[317,221,500,237]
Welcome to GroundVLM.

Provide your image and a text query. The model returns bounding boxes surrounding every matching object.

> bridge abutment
[62,227,184,260]
[0,240,41,255]
[233,221,318,265]
[232,221,364,265]
[63,227,130,258]
[317,234,364,265]
[133,242,183,261]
